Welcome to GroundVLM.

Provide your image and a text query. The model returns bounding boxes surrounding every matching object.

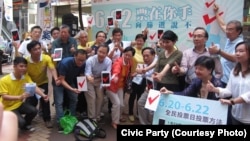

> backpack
[74,118,106,141]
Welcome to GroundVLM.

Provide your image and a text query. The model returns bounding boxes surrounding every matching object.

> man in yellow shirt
[75,30,92,55]
[0,57,49,131]
[25,40,60,128]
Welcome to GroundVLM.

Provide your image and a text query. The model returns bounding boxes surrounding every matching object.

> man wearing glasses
[172,27,223,88]
[208,3,244,125]
[209,3,243,88]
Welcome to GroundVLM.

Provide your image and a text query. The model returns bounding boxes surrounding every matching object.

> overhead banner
[91,0,244,51]
[37,0,53,43]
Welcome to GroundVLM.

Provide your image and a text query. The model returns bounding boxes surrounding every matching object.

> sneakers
[128,115,135,122]
[45,121,53,128]
[23,125,35,132]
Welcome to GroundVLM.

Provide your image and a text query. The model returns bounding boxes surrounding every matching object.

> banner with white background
[91,0,244,51]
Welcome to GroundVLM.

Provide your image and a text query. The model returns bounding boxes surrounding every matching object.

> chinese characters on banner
[91,0,244,51]
[3,0,13,22]
[37,0,53,44]
[150,93,228,125]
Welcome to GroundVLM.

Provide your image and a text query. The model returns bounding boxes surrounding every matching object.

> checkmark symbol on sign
[205,0,215,8]
[13,33,18,40]
[203,12,223,25]
[149,33,156,40]
[78,79,85,88]
[148,94,160,105]
[103,76,109,83]
[88,17,93,24]
[188,32,193,38]
[116,13,121,19]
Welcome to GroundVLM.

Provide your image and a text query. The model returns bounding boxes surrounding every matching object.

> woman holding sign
[160,56,223,100]
[128,33,146,122]
[207,41,250,125]
[106,46,135,129]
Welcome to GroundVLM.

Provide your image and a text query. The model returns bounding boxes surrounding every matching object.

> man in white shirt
[18,25,48,58]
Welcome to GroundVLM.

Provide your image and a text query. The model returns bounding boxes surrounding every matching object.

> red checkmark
[188,32,193,38]
[78,79,85,88]
[147,83,153,89]
[108,19,113,26]
[102,76,109,83]
[149,33,156,40]
[203,12,223,25]
[116,12,121,19]
[148,94,160,105]
[88,17,93,25]
[13,33,18,40]
[205,0,215,8]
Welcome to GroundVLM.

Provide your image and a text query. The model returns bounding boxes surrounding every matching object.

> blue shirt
[221,36,243,83]
[51,37,78,59]
[85,55,112,78]
[57,57,85,84]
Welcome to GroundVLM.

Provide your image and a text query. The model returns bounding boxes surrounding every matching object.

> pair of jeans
[12,102,37,129]
[53,84,78,123]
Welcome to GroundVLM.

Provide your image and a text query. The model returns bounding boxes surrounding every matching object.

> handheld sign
[25,83,36,96]
[11,29,20,43]
[115,9,122,21]
[87,16,95,27]
[107,16,114,27]
[101,71,111,87]
[148,30,158,43]
[157,29,164,39]
[77,76,87,91]
[152,94,228,125]
[145,89,161,111]
[53,48,63,61]
[146,77,154,90]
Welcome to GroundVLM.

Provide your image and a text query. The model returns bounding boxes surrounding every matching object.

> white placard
[87,16,95,27]
[153,94,228,125]
[145,89,161,111]
[77,76,87,91]
[53,48,62,61]
[107,16,114,27]
[115,9,122,21]
[101,71,111,87]
[148,30,157,43]
[25,83,36,96]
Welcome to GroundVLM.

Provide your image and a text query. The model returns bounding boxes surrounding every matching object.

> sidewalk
[0,63,13,78]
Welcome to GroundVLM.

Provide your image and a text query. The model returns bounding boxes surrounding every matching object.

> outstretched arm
[213,3,226,33]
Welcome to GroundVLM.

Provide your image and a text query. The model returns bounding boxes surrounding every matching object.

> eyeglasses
[226,28,236,32]
[97,35,106,38]
[193,35,205,39]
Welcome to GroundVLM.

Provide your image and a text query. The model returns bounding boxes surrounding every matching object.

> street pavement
[1,64,139,141]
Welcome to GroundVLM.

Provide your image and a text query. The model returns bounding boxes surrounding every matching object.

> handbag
[59,110,78,134]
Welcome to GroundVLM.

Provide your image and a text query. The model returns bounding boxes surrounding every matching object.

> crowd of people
[0,3,249,140]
